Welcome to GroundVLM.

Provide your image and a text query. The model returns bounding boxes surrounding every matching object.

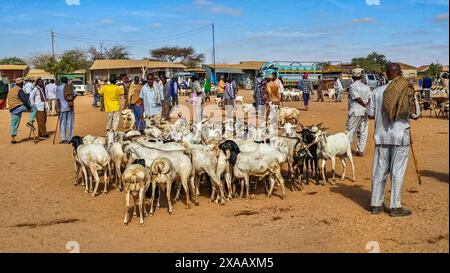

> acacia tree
[0,56,27,65]
[351,52,389,74]
[149,46,205,68]
[28,53,54,69]
[88,44,130,60]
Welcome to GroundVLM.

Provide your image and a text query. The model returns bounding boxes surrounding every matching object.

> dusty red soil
[0,91,448,253]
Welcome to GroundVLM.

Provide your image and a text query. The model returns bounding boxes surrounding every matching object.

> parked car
[71,80,87,95]
[364,74,380,90]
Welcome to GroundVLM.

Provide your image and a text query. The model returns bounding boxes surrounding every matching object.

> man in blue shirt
[422,75,433,100]
[56,77,76,144]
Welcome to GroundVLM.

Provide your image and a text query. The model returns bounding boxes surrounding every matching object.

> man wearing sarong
[29,78,49,139]
[128,76,145,131]
[366,63,420,217]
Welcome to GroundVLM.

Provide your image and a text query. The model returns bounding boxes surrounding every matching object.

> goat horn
[151,160,162,174]
[160,159,171,174]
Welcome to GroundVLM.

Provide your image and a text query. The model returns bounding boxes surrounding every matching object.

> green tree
[150,46,205,68]
[351,52,389,74]
[0,56,27,65]
[427,63,442,78]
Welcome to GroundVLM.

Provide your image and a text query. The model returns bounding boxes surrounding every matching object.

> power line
[54,24,211,44]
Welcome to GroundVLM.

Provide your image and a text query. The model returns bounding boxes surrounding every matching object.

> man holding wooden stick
[366,63,421,217]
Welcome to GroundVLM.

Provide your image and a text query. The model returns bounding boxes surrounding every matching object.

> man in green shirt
[203,77,211,103]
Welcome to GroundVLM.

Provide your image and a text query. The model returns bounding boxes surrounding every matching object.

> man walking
[335,77,344,102]
[300,73,313,111]
[29,78,49,140]
[346,68,371,157]
[99,75,124,132]
[366,63,420,217]
[204,76,211,103]
[254,73,267,116]
[56,77,77,144]
[161,76,172,121]
[316,75,325,102]
[192,75,204,123]
[422,74,433,101]
[224,77,235,120]
[170,76,179,108]
[45,79,57,116]
[218,76,225,98]
[7,78,36,144]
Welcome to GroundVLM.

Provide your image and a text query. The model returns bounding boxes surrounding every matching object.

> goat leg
[123,192,131,226]
[139,189,145,227]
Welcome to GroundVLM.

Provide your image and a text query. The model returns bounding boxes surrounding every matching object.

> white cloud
[126,11,180,18]
[433,13,449,22]
[350,17,376,24]
[120,26,139,32]
[99,19,113,25]
[193,0,242,16]
[248,31,327,39]
[411,0,449,6]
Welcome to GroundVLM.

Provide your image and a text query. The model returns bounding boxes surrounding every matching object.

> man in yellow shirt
[218,76,225,98]
[99,76,124,132]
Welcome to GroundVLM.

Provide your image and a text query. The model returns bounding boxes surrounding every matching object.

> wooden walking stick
[409,130,422,186]
[53,113,60,144]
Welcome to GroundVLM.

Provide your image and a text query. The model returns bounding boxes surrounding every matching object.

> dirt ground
[0,91,448,253]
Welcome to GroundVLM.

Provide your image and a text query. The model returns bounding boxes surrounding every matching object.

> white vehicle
[364,74,380,90]
[71,80,87,95]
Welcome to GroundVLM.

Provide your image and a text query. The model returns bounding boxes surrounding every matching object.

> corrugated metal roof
[398,63,417,70]
[204,61,266,71]
[0,64,29,70]
[26,69,55,80]
[90,60,186,70]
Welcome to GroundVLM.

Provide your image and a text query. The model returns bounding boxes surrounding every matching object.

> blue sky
[0,0,448,66]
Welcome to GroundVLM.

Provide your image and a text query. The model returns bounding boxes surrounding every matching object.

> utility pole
[212,23,216,83]
[100,43,104,59]
[51,29,55,61]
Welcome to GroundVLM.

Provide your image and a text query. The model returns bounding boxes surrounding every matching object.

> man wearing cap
[346,68,372,157]
[300,72,313,111]
[6,78,37,144]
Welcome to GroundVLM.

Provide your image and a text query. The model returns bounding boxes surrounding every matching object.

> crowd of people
[4,77,76,144]
[0,61,434,217]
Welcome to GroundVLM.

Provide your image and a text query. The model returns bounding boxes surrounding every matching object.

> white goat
[122,160,151,227]
[70,136,111,197]
[316,131,355,183]
[121,109,135,131]
[219,140,287,200]
[149,158,178,215]
[124,142,197,208]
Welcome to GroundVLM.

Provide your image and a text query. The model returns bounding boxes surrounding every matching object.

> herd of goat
[69,104,356,226]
